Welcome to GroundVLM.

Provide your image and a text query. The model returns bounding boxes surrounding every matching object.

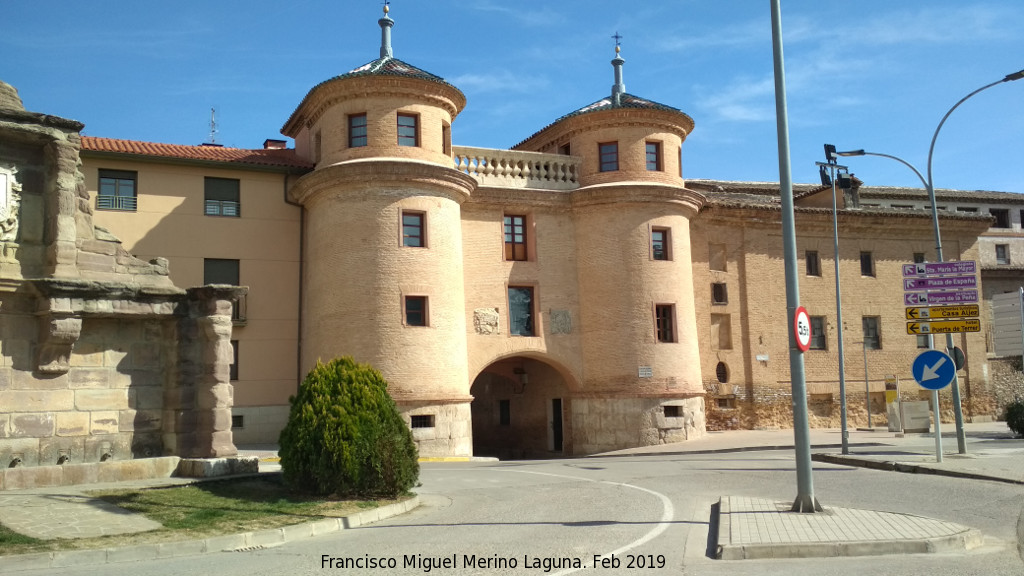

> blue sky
[3,1,1022,192]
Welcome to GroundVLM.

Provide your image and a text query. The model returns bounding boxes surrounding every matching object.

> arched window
[716,362,728,384]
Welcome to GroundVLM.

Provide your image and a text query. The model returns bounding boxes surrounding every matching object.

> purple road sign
[904,290,979,305]
[901,261,977,277]
[903,275,977,291]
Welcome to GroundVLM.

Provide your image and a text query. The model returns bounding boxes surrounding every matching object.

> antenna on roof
[208,107,218,145]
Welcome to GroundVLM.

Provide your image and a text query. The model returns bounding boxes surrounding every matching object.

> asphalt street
[18,447,1024,576]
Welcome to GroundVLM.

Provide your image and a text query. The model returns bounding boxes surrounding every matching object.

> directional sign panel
[906,318,981,335]
[902,261,977,277]
[904,290,978,306]
[912,349,956,390]
[903,275,977,291]
[905,305,980,320]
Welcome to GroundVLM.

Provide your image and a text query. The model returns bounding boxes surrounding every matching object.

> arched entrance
[470,356,571,459]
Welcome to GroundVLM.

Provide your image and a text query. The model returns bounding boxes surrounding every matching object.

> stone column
[169,285,246,458]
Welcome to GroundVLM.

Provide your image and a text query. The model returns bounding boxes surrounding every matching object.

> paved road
[21,448,1024,576]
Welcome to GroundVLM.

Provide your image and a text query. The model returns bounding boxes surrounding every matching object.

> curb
[811,453,1024,486]
[0,495,420,574]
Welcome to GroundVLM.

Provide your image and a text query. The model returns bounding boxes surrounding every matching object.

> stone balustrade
[453,146,579,190]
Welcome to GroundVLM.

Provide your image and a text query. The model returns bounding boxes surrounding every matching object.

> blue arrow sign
[912,350,956,390]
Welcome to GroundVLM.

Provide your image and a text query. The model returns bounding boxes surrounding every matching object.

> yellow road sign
[904,305,980,320]
[906,319,981,335]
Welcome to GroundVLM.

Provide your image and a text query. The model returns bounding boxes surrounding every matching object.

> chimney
[263,139,287,150]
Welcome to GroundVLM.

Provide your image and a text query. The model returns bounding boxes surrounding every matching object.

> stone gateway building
[0,7,1013,473]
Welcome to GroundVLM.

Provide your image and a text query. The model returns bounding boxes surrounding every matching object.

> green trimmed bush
[1005,400,1024,438]
[278,357,419,497]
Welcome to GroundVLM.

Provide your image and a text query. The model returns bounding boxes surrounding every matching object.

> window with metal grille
[991,208,1010,228]
[862,316,882,350]
[996,244,1010,265]
[645,141,662,171]
[509,287,535,336]
[499,400,510,426]
[599,142,618,172]
[404,296,427,326]
[913,252,926,264]
[411,415,434,428]
[504,215,527,261]
[397,113,418,147]
[860,251,875,276]
[809,316,826,350]
[712,283,728,305]
[204,177,240,217]
[349,113,367,147]
[655,304,675,343]
[805,250,821,276]
[716,362,728,383]
[402,211,424,247]
[97,169,138,211]
[652,228,670,261]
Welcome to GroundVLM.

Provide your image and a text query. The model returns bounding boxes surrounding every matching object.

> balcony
[96,194,137,211]
[453,146,579,191]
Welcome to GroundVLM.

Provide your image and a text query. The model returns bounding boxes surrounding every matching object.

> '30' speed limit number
[793,306,812,352]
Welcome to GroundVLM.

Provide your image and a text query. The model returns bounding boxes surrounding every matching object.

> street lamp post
[835,68,1024,455]
[816,155,851,455]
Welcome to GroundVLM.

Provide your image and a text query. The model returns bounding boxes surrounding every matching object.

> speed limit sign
[794,306,812,352]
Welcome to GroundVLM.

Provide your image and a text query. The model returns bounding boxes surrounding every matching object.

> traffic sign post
[904,305,979,320]
[906,318,981,335]
[912,349,955,464]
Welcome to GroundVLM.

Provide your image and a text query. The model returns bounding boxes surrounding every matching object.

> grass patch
[0,475,408,557]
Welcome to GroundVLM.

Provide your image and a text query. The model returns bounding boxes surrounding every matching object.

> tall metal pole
[862,340,871,428]
[770,0,819,513]
[817,159,850,454]
[925,70,1023,454]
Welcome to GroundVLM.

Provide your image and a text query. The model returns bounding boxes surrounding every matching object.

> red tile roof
[81,136,313,171]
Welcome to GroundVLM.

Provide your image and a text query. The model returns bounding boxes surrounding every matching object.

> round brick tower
[515,43,706,446]
[283,6,477,457]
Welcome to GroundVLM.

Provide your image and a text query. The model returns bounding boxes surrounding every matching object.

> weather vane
[612,31,623,50]
[383,0,390,13]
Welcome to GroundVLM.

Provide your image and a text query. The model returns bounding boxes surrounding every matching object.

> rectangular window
[991,208,1010,228]
[663,405,681,418]
[498,399,511,426]
[504,215,527,261]
[995,244,1010,265]
[599,142,618,172]
[558,143,571,156]
[411,415,434,428]
[508,286,535,336]
[711,313,732,350]
[709,243,727,272]
[956,206,978,213]
[204,177,241,217]
[230,340,239,381]
[97,169,138,211]
[860,251,875,276]
[655,304,675,343]
[442,122,451,155]
[711,283,728,305]
[862,316,881,350]
[397,113,418,147]
[805,250,821,276]
[917,334,930,349]
[651,227,671,261]
[402,211,425,247]
[205,259,243,322]
[314,130,322,163]
[809,316,826,350]
[645,141,662,171]
[231,415,244,429]
[404,296,428,327]
[891,204,914,210]
[349,113,368,148]
[913,252,926,264]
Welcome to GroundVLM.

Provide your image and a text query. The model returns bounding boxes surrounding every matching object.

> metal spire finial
[379,1,394,58]
[611,32,626,106]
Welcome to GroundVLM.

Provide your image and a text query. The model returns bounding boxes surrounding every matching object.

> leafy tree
[278,357,419,497]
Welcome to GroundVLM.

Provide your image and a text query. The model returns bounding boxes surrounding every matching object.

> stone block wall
[401,400,472,458]
[989,357,1024,417]
[570,395,704,455]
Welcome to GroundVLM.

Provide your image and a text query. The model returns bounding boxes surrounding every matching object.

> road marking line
[494,469,675,576]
